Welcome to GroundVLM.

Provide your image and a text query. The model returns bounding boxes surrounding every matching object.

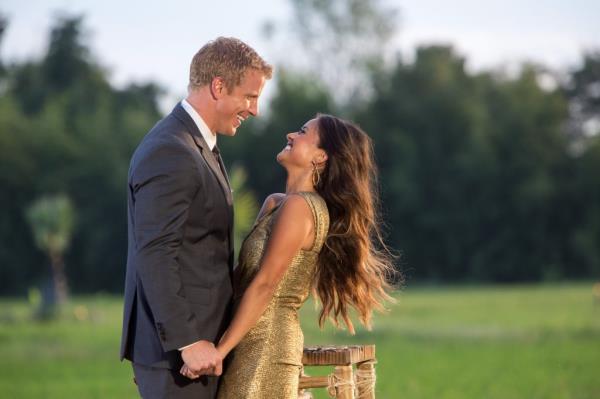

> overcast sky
[2,0,599,103]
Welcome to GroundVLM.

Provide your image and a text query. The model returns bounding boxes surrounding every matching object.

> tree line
[0,14,599,297]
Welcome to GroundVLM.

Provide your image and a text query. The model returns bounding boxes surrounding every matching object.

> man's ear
[210,77,225,99]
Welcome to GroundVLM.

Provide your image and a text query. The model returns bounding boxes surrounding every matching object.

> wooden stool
[298,345,377,399]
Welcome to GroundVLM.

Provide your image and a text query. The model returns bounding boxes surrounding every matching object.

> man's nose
[249,100,259,117]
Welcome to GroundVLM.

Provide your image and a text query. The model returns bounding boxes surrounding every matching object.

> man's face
[214,69,266,136]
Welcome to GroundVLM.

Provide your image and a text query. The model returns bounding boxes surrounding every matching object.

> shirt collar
[180,99,217,150]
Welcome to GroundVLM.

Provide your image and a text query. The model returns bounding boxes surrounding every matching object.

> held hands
[180,340,222,379]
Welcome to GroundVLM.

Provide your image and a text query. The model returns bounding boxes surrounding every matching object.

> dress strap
[297,192,330,252]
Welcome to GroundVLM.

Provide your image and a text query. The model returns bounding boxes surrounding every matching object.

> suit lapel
[171,104,233,206]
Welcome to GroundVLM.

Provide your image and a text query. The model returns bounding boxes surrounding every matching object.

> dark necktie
[212,145,230,189]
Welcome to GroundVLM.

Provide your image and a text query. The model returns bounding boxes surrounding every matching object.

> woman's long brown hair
[313,114,399,334]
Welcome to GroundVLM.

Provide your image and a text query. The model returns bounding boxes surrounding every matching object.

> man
[120,37,272,398]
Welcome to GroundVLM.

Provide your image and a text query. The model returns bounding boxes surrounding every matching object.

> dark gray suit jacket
[120,103,234,370]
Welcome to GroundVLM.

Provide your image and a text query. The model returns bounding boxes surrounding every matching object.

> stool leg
[298,367,314,399]
[356,360,376,399]
[334,365,355,399]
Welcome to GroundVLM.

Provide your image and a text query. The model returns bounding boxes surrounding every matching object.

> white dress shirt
[181,99,217,150]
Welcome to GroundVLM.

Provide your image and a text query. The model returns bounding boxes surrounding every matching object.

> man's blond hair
[189,37,273,92]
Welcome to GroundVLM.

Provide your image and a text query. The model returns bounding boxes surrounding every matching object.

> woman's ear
[318,151,328,164]
[312,151,328,170]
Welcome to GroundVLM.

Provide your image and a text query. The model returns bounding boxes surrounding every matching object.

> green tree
[559,52,600,278]
[570,136,600,277]
[564,51,600,146]
[25,194,75,308]
[0,15,162,295]
[357,46,570,281]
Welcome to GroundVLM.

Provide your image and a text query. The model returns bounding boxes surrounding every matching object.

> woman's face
[277,118,324,168]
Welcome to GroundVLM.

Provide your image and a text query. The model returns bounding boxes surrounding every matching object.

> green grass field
[1,282,599,398]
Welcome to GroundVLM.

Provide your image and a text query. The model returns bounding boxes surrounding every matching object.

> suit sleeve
[130,139,208,351]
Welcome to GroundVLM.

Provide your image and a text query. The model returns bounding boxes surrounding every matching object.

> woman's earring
[312,160,321,187]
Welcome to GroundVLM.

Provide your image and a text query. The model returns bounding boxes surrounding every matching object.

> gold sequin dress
[217,192,329,399]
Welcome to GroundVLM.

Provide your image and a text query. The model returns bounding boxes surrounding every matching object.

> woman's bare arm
[216,194,314,358]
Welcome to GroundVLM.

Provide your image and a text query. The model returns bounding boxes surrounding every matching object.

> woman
[183,114,396,398]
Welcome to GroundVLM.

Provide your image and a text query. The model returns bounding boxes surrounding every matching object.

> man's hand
[180,340,222,379]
